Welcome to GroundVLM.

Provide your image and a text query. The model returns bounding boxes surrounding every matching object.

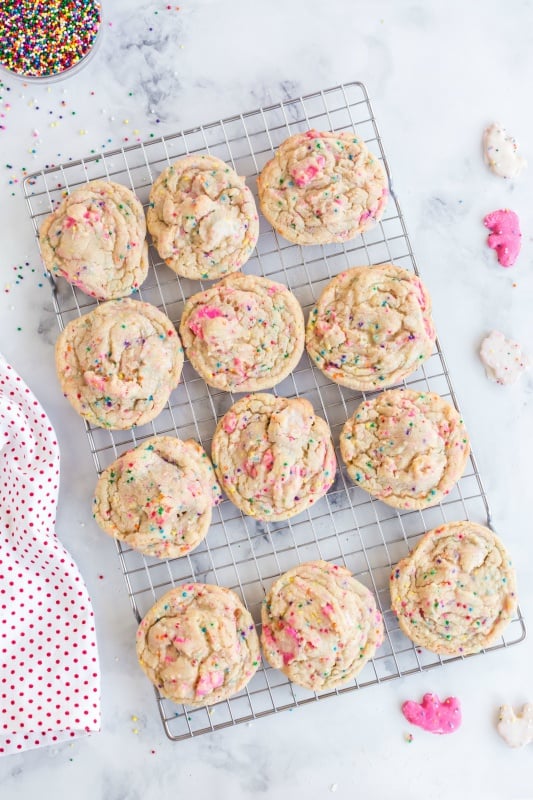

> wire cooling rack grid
[24,81,525,740]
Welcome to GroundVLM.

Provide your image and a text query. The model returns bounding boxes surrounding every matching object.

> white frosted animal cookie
[497,704,533,748]
[479,330,529,385]
[483,123,527,179]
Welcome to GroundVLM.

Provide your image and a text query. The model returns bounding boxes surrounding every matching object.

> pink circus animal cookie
[483,123,526,180]
[497,703,533,748]
[483,209,521,267]
[480,330,530,385]
[402,693,461,735]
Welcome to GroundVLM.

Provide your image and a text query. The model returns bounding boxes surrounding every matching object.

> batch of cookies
[39,129,518,708]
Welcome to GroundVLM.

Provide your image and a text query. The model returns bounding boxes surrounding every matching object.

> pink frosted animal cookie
[483,209,521,267]
[402,693,461,735]
[480,330,529,385]
[497,703,533,748]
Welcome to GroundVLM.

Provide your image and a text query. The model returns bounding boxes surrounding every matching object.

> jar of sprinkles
[0,1,102,83]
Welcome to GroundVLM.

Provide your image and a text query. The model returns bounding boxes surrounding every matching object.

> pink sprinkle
[402,693,462,735]
[483,209,521,267]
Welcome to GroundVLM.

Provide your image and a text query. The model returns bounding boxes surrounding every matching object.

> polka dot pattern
[0,355,101,756]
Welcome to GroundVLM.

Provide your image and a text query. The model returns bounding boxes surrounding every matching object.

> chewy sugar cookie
[93,436,221,559]
[39,180,149,300]
[257,129,388,245]
[306,264,436,391]
[340,389,470,510]
[390,521,517,655]
[147,154,259,280]
[179,272,305,392]
[211,393,336,520]
[261,560,383,690]
[55,298,183,430]
[136,583,260,706]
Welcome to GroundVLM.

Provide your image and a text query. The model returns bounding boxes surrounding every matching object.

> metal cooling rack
[24,81,525,741]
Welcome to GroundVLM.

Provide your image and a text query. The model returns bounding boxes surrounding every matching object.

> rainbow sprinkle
[0,1,101,78]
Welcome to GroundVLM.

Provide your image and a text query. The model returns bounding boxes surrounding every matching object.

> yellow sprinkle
[133,129,140,135]
[123,118,129,124]
[131,715,138,721]
[79,129,88,135]
[132,728,139,734]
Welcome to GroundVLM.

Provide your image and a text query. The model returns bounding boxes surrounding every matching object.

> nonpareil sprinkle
[0,1,101,78]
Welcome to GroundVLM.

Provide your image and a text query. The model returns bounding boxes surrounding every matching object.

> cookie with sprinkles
[390,521,517,655]
[93,436,222,559]
[147,154,259,280]
[306,264,436,391]
[55,298,183,430]
[257,129,388,245]
[136,584,260,706]
[0,1,101,79]
[211,393,336,521]
[340,389,470,510]
[179,272,305,392]
[39,180,148,300]
[261,560,383,690]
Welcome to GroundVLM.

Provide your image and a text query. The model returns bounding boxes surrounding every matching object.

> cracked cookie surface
[261,560,383,690]
[147,154,259,279]
[340,389,470,510]
[93,436,221,559]
[180,272,305,392]
[306,264,436,391]
[257,129,388,245]
[390,521,517,655]
[55,298,183,430]
[211,393,336,520]
[39,180,148,300]
[136,583,260,706]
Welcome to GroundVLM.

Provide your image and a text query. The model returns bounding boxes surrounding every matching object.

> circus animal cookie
[483,123,526,179]
[55,298,183,430]
[261,560,383,690]
[306,264,436,391]
[179,273,305,392]
[480,330,530,385]
[402,694,461,735]
[211,393,336,521]
[497,704,533,748]
[390,521,517,655]
[257,129,388,245]
[147,154,259,280]
[340,389,470,510]
[39,180,149,300]
[136,584,260,706]
[93,436,222,559]
[483,209,521,267]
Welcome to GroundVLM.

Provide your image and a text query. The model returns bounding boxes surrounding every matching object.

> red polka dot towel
[0,355,100,756]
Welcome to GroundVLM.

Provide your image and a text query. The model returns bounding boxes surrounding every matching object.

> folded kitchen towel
[0,353,100,755]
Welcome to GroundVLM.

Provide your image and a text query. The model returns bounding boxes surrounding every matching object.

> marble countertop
[1,1,532,797]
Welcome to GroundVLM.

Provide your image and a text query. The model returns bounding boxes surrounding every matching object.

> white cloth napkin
[0,354,100,755]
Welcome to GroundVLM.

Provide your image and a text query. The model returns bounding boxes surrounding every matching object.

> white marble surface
[1,0,533,797]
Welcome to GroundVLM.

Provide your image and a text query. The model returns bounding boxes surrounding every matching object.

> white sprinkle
[330,785,338,793]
